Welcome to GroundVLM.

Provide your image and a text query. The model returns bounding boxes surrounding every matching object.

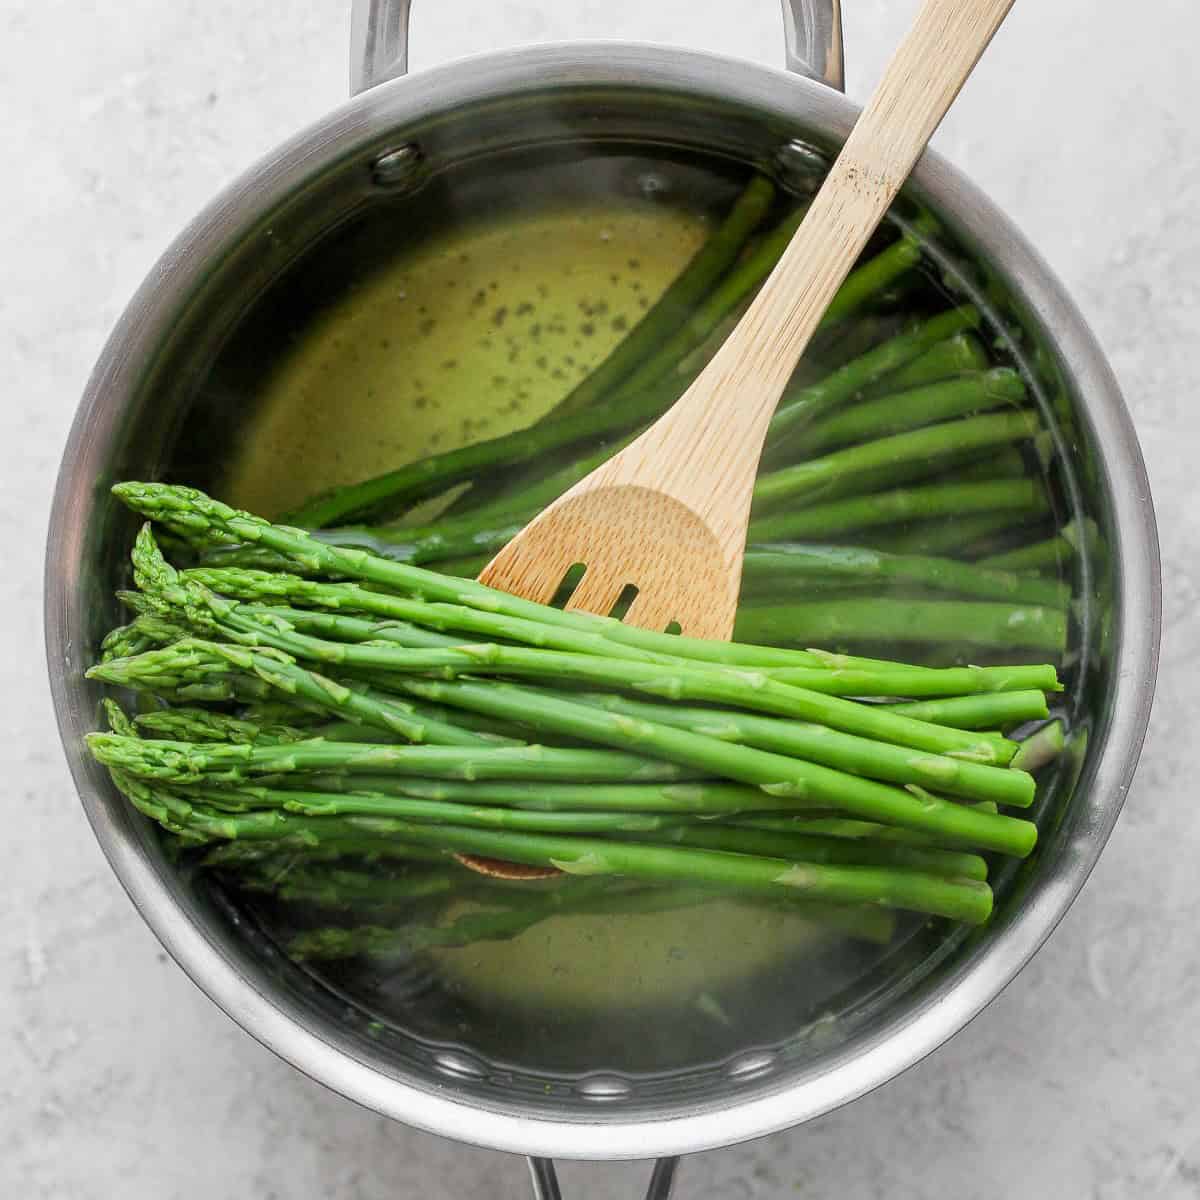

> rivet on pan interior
[577,1074,634,1101]
[773,138,829,196]
[725,1050,778,1079]
[432,1050,488,1080]
[371,144,424,191]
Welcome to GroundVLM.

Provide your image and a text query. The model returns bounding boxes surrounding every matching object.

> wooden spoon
[461,0,1016,879]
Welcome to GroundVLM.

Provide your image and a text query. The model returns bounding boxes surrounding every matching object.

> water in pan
[166,146,1079,1077]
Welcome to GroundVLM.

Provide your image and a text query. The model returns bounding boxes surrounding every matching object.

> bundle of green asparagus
[86,482,1063,938]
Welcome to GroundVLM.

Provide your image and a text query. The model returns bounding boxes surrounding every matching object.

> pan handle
[350,0,845,94]
[528,1155,680,1200]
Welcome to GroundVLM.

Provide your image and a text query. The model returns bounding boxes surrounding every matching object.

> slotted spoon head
[478,482,741,639]
[462,478,742,881]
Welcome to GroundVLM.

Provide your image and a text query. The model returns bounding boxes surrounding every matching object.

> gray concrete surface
[3,1,1198,1196]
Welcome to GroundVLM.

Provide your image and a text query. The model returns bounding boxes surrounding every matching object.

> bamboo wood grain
[479,0,1016,645]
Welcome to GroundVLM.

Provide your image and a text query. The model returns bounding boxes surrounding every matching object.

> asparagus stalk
[735,599,1068,656]
[930,447,1029,485]
[545,175,776,417]
[625,824,989,880]
[1010,720,1066,772]
[201,837,448,867]
[884,690,1049,730]
[977,520,1098,573]
[182,781,711,836]
[740,543,1070,608]
[110,771,994,922]
[748,479,1049,543]
[798,368,1025,456]
[286,370,694,528]
[614,206,811,396]
[135,708,307,745]
[976,534,1070,574]
[230,862,455,911]
[764,307,982,450]
[360,777,815,814]
[872,510,1037,558]
[753,411,1040,513]
[89,733,701,786]
[90,638,511,749]
[860,332,989,397]
[736,805,997,849]
[99,621,162,664]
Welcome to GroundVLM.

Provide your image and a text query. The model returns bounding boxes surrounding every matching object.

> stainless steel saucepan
[44,2,1160,1196]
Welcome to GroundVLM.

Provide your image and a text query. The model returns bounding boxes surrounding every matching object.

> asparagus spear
[99,621,162,664]
[108,770,995,922]
[736,599,1068,656]
[229,862,455,911]
[740,543,1069,608]
[89,733,701,786]
[201,838,448,867]
[138,525,1054,709]
[736,806,996,849]
[181,781,712,836]
[359,778,815,815]
[977,520,1098,573]
[764,307,982,451]
[135,707,307,745]
[884,690,1049,730]
[1010,720,1066,772]
[753,411,1040,512]
[281,371,686,528]
[748,479,1049,543]
[976,535,1069,574]
[545,175,776,417]
[798,368,1025,456]
[624,823,989,880]
[613,205,811,397]
[860,332,989,397]
[90,638,511,749]
[871,510,1037,558]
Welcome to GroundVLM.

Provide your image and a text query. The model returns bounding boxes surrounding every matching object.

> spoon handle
[638,0,1016,542]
